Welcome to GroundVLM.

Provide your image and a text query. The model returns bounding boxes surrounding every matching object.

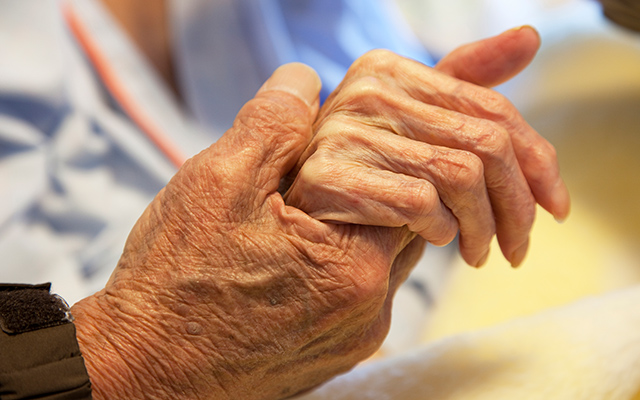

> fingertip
[509,237,530,268]
[258,63,322,108]
[502,24,542,63]
[466,248,490,269]
[459,240,491,269]
[435,24,542,88]
[476,248,490,268]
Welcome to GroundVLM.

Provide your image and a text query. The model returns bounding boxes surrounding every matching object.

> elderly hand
[285,26,570,268]
[70,63,422,400]
[70,27,570,400]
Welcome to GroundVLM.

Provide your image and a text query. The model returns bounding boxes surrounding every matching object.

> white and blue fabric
[0,0,440,352]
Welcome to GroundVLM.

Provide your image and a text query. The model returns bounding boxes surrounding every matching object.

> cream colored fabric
[299,286,640,400]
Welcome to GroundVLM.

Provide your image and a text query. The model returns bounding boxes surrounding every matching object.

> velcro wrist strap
[0,284,93,399]
[0,283,72,334]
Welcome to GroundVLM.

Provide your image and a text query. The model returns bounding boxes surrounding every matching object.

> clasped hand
[285,26,569,268]
[71,27,570,400]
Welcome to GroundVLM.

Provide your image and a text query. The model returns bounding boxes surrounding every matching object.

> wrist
[71,288,231,400]
[71,292,152,399]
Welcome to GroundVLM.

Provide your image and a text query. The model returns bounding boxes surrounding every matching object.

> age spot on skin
[175,304,190,317]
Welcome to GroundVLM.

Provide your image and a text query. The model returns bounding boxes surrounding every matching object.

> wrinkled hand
[70,27,571,400]
[285,26,570,268]
[71,64,420,400]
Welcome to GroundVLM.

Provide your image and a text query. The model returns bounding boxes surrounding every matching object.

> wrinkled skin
[71,28,570,400]
[72,65,415,400]
[286,26,570,268]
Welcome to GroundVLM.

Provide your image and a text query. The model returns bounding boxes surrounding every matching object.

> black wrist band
[0,283,72,334]
[0,283,93,399]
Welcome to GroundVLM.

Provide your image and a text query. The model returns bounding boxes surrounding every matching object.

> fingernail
[508,25,541,42]
[509,24,538,34]
[475,249,490,268]
[258,63,321,107]
[510,238,529,268]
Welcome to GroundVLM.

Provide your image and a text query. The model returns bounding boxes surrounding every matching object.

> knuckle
[464,152,486,182]
[527,141,560,183]
[335,76,389,113]
[434,149,485,197]
[297,153,337,189]
[313,115,383,158]
[474,87,514,118]
[314,114,360,146]
[349,76,386,96]
[396,182,443,236]
[448,150,485,193]
[350,49,399,74]
[473,121,511,159]
[404,181,440,220]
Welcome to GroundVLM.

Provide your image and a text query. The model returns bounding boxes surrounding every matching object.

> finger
[287,122,495,266]
[509,125,571,223]
[433,27,570,222]
[334,49,570,225]
[438,47,571,224]
[325,81,531,265]
[208,63,321,203]
[328,64,566,262]
[365,130,496,266]
[390,100,534,265]
[435,25,541,88]
[286,158,460,247]
[419,147,496,267]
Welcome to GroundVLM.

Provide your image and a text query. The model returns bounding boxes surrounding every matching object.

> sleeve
[0,284,93,400]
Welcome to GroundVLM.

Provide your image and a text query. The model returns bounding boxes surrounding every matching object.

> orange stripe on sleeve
[62,1,186,169]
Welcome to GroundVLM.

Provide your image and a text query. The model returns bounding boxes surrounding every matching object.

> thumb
[214,63,321,199]
[435,25,541,88]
